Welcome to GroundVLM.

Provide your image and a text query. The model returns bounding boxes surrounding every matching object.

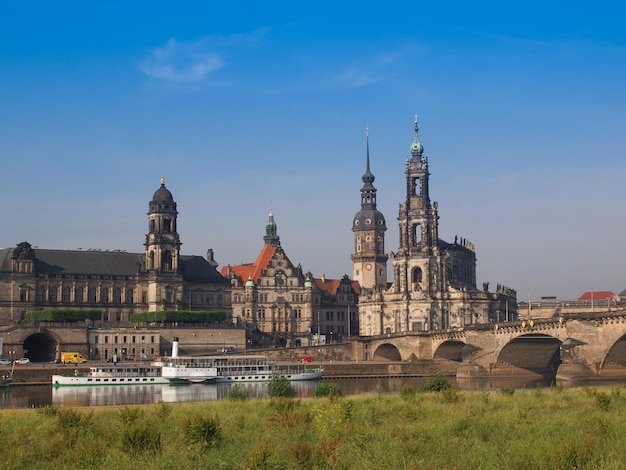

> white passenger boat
[160,356,218,384]
[213,355,323,383]
[52,364,168,386]
[159,337,218,384]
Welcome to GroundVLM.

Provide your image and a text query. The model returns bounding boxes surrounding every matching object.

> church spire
[360,127,377,209]
[410,115,424,160]
[263,209,280,246]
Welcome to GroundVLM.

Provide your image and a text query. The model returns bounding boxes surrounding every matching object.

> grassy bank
[1,384,625,469]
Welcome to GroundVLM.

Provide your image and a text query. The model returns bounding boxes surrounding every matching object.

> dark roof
[0,247,227,283]
[180,255,228,283]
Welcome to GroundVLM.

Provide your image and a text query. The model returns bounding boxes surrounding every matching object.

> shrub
[417,373,452,392]
[117,406,144,425]
[36,405,59,417]
[121,423,162,456]
[400,384,416,400]
[313,382,344,399]
[267,372,296,398]
[596,392,611,411]
[500,387,515,396]
[57,407,89,430]
[228,383,251,401]
[184,414,223,448]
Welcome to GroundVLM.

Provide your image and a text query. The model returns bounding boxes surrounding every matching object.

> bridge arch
[434,340,465,362]
[602,334,626,368]
[372,343,402,361]
[496,333,561,374]
[22,332,59,362]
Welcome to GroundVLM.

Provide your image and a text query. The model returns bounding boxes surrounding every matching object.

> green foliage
[399,384,417,400]
[184,414,223,448]
[417,373,452,392]
[35,405,59,418]
[57,407,90,430]
[5,387,626,468]
[25,309,101,322]
[500,387,515,396]
[267,372,296,398]
[228,383,251,401]
[117,406,144,425]
[130,310,229,323]
[596,391,611,411]
[313,382,344,399]
[155,402,172,420]
[121,423,162,456]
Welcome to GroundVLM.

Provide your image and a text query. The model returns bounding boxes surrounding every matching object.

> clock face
[365,263,372,270]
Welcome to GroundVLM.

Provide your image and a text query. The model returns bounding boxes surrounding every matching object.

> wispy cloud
[140,29,268,83]
[326,47,423,89]
[140,38,223,82]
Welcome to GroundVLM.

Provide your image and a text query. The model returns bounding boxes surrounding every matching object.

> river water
[3,374,622,409]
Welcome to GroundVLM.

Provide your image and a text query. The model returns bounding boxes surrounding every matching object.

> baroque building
[222,211,359,346]
[355,119,517,335]
[0,178,230,325]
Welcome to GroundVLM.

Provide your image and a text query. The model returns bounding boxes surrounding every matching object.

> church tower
[263,209,280,247]
[391,117,441,297]
[144,177,183,311]
[352,128,388,291]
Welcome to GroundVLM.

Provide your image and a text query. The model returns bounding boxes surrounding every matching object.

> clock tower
[352,129,388,291]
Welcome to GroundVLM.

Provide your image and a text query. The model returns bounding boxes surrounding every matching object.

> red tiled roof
[220,244,277,283]
[315,278,361,295]
[577,291,615,301]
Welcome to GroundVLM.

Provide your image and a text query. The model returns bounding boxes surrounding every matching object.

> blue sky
[2,1,625,300]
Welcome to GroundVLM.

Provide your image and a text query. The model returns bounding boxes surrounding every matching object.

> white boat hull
[52,365,168,386]
[161,365,218,384]
[216,369,323,383]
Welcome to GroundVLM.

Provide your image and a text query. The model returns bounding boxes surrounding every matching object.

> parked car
[0,359,11,365]
[14,358,30,365]
[300,356,314,363]
[220,347,236,353]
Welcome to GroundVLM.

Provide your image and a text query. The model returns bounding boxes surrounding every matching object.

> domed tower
[352,128,388,291]
[145,177,181,273]
[263,210,280,247]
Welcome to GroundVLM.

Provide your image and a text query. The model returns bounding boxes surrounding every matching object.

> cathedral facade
[354,119,517,336]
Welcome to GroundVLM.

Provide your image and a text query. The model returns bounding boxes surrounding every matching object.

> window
[113,287,122,304]
[206,294,213,305]
[101,287,109,304]
[49,286,58,303]
[75,287,84,303]
[126,288,134,304]
[88,287,97,303]
[162,251,173,271]
[62,286,71,303]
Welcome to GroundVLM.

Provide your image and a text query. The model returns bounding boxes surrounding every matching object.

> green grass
[1,386,626,469]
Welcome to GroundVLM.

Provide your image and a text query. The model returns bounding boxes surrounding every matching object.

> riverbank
[2,386,626,468]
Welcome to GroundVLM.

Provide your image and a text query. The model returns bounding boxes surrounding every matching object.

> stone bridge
[360,308,626,379]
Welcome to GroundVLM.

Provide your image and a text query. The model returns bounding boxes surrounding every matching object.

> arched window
[113,287,122,304]
[49,286,58,303]
[162,251,172,271]
[75,286,84,303]
[62,286,71,303]
[101,287,109,304]
[412,267,423,283]
[149,251,155,270]
[126,288,134,304]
